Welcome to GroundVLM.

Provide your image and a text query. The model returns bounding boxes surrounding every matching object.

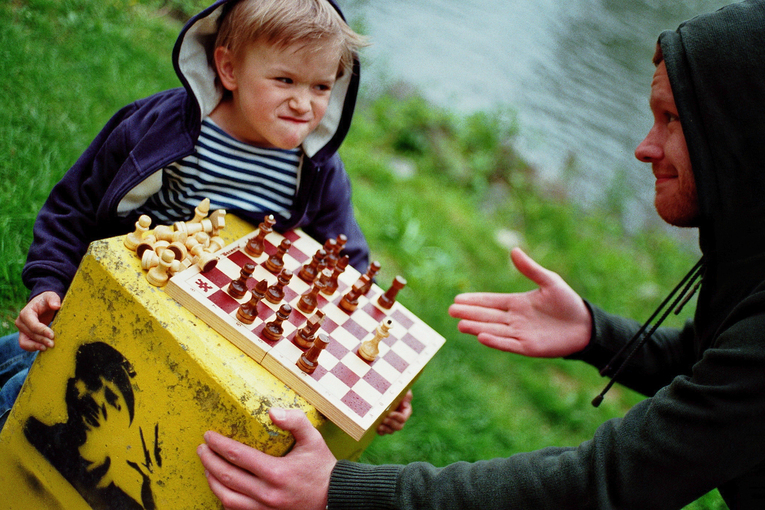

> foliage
[0,1,721,508]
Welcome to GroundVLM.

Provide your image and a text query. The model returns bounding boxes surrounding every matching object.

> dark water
[339,0,732,225]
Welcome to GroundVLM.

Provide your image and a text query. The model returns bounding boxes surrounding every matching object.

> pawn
[236,279,268,324]
[358,318,393,362]
[141,249,159,271]
[124,215,152,251]
[228,263,255,300]
[378,276,407,309]
[359,261,381,295]
[263,304,291,343]
[322,238,338,269]
[295,310,325,349]
[245,214,276,257]
[297,333,330,374]
[338,275,369,314]
[265,269,293,304]
[298,248,327,283]
[187,238,218,272]
[322,254,349,296]
[147,249,175,287]
[297,278,326,315]
[153,224,175,242]
[136,234,157,258]
[264,238,291,274]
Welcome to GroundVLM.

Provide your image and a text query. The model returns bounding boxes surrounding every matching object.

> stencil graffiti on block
[23,342,161,510]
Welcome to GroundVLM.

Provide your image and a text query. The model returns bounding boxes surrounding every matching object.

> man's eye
[667,113,680,123]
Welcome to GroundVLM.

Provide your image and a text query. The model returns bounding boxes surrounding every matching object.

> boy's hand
[15,291,60,352]
[377,389,413,435]
[198,408,336,510]
[448,248,591,358]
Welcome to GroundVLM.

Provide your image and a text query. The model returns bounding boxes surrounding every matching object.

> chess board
[166,228,446,440]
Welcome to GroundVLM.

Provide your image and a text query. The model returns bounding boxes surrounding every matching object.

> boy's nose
[289,92,311,114]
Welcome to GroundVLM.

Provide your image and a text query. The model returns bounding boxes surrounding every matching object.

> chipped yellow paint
[0,216,375,509]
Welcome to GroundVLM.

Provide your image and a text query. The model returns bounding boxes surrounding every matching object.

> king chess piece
[358,319,393,362]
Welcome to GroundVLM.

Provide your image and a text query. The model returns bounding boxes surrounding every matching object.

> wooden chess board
[166,228,446,440]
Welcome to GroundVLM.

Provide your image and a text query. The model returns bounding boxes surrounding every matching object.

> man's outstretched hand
[448,247,591,358]
[199,408,336,510]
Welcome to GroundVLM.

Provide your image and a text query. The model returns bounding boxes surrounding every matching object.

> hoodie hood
[171,0,360,164]
[659,0,765,347]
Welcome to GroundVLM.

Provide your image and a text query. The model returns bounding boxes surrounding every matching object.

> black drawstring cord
[591,257,704,407]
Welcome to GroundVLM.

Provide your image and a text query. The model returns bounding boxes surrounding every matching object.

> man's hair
[215,0,368,74]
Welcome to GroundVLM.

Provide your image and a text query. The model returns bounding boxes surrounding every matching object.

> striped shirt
[138,118,301,223]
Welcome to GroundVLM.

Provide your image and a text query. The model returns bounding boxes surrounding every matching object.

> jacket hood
[171,0,360,164]
[659,0,765,345]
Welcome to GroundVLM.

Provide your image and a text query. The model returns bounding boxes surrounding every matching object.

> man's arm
[448,247,592,358]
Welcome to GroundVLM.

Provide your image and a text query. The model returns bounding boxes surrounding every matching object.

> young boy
[1,0,399,429]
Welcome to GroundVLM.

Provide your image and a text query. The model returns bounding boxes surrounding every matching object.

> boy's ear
[214,46,238,92]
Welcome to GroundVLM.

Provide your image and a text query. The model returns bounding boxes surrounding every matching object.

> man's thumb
[269,408,317,443]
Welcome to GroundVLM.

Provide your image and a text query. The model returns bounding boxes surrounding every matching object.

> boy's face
[214,39,341,149]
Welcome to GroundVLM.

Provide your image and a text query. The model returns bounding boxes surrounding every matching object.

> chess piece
[245,214,276,256]
[295,310,325,349]
[209,209,227,236]
[264,238,291,274]
[124,215,152,251]
[358,318,393,362]
[297,333,330,374]
[153,224,175,242]
[298,248,326,283]
[190,198,210,223]
[378,275,406,309]
[339,275,369,314]
[322,254,349,296]
[186,238,218,272]
[322,238,338,269]
[167,240,188,261]
[228,263,255,299]
[206,236,225,254]
[263,304,291,342]
[297,277,326,314]
[335,234,347,254]
[141,249,159,271]
[236,279,268,324]
[136,234,157,258]
[359,261,381,295]
[147,249,175,287]
[265,269,293,304]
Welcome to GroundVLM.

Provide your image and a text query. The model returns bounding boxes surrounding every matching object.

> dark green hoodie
[328,1,765,509]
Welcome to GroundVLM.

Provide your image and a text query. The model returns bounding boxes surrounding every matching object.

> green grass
[0,1,724,508]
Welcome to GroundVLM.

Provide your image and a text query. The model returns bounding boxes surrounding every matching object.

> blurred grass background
[0,1,722,508]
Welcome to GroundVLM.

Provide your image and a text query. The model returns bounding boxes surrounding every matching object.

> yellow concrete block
[0,216,374,509]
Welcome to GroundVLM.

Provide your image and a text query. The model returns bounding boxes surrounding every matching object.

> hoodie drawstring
[591,257,704,407]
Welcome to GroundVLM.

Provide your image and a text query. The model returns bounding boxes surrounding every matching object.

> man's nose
[635,125,663,163]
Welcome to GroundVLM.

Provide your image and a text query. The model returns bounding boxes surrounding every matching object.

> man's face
[634,61,699,227]
[213,39,340,149]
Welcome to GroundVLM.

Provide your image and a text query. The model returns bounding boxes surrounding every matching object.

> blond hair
[215,0,368,74]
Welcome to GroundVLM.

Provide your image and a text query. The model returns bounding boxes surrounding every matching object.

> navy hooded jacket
[22,0,369,302]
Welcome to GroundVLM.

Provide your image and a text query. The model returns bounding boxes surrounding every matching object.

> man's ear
[214,46,238,92]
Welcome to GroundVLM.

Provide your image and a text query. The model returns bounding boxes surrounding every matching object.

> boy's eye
[276,77,293,84]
